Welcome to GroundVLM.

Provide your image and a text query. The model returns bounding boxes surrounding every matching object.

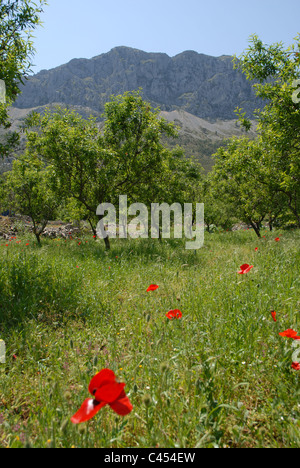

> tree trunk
[96,214,111,250]
[249,221,261,238]
[34,231,41,246]
[103,235,110,250]
[158,227,162,242]
[88,218,97,238]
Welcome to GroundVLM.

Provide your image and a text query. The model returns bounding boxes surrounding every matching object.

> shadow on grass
[0,237,202,332]
[42,236,205,265]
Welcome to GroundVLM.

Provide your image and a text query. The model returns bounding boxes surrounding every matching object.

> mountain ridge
[13,46,261,121]
[0,46,259,173]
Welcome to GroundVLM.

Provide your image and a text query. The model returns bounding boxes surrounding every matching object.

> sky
[30,0,300,73]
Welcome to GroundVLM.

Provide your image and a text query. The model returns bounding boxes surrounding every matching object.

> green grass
[0,229,299,448]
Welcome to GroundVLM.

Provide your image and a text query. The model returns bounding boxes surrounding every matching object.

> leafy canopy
[0,0,47,157]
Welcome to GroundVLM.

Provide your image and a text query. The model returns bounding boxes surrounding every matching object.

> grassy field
[0,229,299,448]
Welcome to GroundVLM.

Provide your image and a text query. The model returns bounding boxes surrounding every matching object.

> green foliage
[2,152,58,243]
[26,107,105,215]
[234,35,300,82]
[210,35,300,233]
[24,93,196,246]
[201,174,236,231]
[101,90,179,205]
[233,35,300,226]
[211,137,290,236]
[0,0,47,157]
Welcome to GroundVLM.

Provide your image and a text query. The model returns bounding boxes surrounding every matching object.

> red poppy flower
[166,309,182,319]
[271,311,277,322]
[238,264,254,274]
[279,329,300,340]
[147,284,159,292]
[71,369,133,424]
[291,362,300,371]
[275,237,280,242]
[255,247,258,252]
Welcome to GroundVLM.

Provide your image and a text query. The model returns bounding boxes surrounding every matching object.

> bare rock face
[13,47,261,121]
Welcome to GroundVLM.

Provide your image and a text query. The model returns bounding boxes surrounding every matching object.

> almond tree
[211,137,287,237]
[2,152,58,245]
[234,35,300,227]
[25,92,179,249]
[0,0,47,157]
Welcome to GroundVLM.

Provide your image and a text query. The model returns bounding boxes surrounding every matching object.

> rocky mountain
[1,47,260,173]
[159,109,256,170]
[13,46,261,121]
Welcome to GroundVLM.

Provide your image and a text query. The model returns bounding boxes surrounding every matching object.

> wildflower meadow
[1,2,300,451]
[0,228,299,448]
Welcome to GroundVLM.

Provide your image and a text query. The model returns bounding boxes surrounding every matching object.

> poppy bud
[64,391,72,401]
[142,394,151,407]
[160,362,170,373]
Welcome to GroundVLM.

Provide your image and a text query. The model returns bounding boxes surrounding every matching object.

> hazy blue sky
[30,0,300,73]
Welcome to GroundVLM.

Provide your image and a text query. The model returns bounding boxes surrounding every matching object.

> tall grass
[0,230,299,448]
